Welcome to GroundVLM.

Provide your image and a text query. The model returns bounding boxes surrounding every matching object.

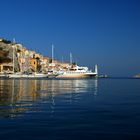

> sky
[0,0,140,76]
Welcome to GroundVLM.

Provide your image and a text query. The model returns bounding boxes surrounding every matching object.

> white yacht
[56,65,98,78]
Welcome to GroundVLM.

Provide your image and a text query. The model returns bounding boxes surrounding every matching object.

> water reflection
[0,79,98,118]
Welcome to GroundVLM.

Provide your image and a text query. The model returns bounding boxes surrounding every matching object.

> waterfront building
[29,58,38,72]
[0,38,73,75]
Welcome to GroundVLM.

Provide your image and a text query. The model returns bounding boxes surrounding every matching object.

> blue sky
[0,0,140,76]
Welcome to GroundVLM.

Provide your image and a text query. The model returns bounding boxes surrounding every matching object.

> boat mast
[70,52,72,64]
[12,46,14,73]
[12,38,16,73]
[13,38,16,43]
[52,44,54,63]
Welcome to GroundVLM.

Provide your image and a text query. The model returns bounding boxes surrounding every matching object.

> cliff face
[0,50,11,63]
[0,41,11,62]
[0,39,20,71]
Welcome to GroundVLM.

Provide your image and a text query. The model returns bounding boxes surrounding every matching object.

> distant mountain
[134,74,140,78]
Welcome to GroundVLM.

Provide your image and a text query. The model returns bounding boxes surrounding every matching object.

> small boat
[47,69,61,78]
[56,65,98,78]
[0,73,9,78]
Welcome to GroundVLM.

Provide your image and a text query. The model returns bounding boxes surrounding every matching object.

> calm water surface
[0,78,140,140]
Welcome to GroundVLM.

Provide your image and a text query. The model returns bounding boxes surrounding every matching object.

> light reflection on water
[0,79,98,118]
[1,78,140,139]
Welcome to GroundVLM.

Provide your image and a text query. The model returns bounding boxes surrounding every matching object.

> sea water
[0,78,140,140]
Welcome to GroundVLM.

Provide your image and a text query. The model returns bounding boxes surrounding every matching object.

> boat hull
[56,73,97,78]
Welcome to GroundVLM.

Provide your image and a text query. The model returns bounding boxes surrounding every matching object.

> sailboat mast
[13,38,16,43]
[52,44,54,63]
[13,46,15,73]
[12,38,16,73]
[70,52,72,64]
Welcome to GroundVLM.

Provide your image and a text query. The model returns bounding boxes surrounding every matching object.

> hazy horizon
[0,0,140,77]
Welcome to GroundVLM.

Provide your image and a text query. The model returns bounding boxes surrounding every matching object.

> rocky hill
[0,38,72,74]
[0,38,22,71]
